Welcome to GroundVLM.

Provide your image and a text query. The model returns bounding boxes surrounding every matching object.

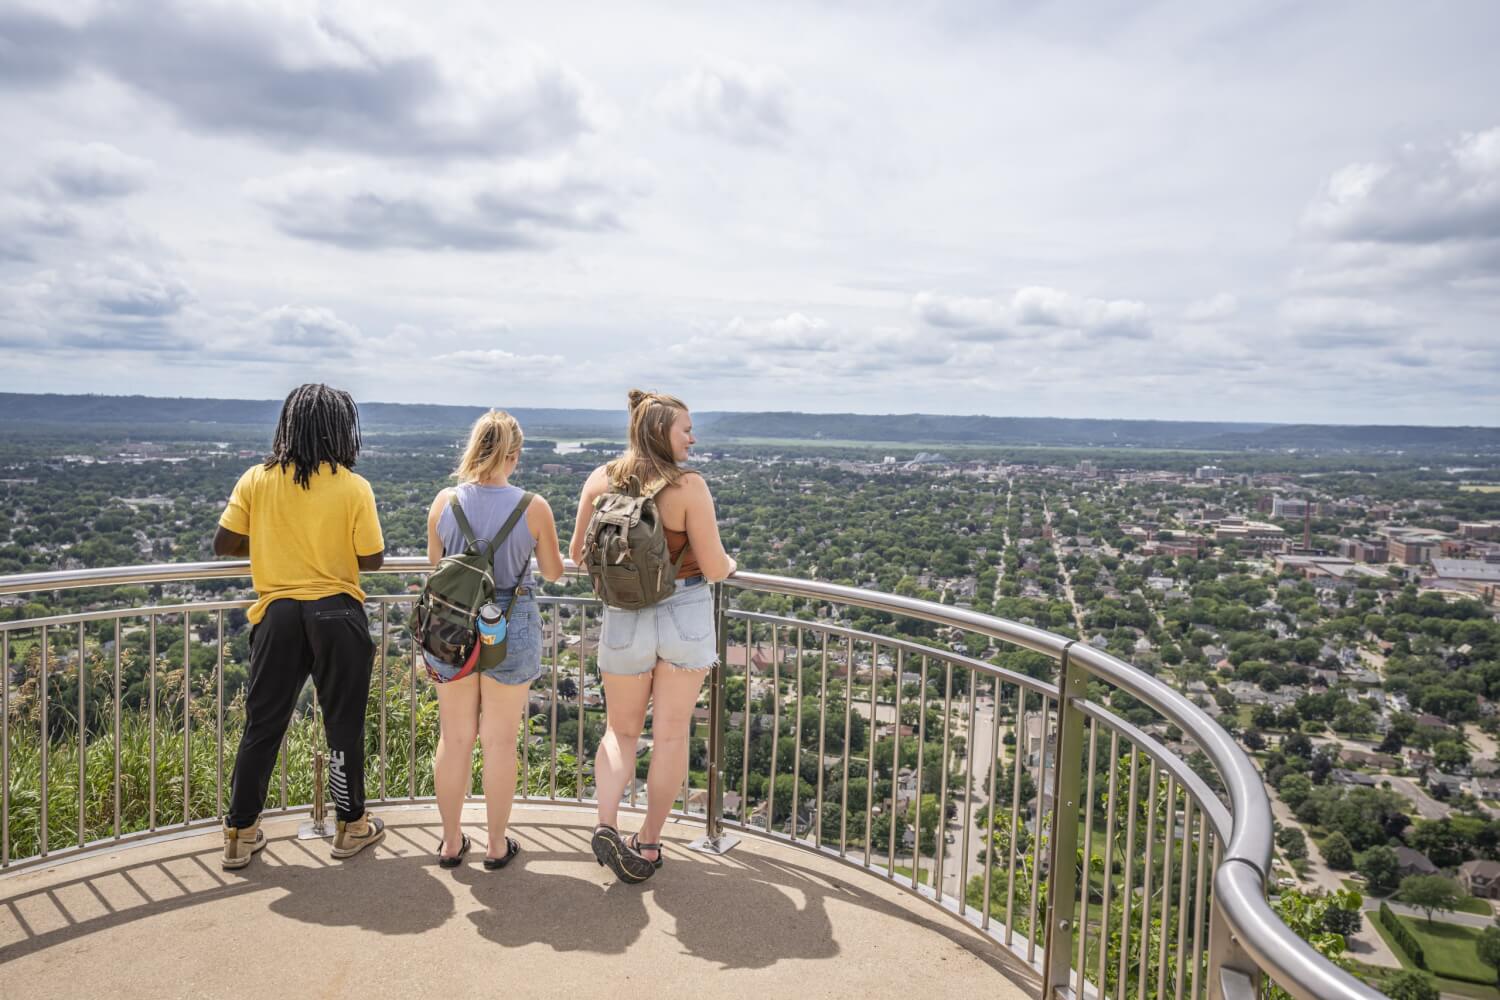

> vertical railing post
[1208,863,1265,1000]
[690,582,738,854]
[298,691,330,840]
[1041,642,1085,997]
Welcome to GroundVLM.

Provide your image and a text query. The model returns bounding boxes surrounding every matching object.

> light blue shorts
[422,594,543,687]
[598,578,717,675]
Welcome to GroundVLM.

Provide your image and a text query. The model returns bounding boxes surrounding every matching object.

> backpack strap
[448,493,482,551]
[481,492,534,559]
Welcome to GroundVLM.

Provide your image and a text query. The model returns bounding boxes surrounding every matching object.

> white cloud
[0,1,602,158]
[35,142,151,200]
[910,292,1011,339]
[1280,296,1409,348]
[721,312,839,351]
[258,305,359,352]
[1299,126,1500,293]
[1183,293,1239,322]
[656,61,797,147]
[913,287,1151,340]
[0,255,194,350]
[1304,128,1500,244]
[433,348,566,372]
[246,160,643,251]
[661,313,955,382]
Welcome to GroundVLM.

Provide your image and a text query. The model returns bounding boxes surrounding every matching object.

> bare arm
[681,474,737,582]
[213,525,249,558]
[568,466,610,564]
[528,496,566,583]
[426,490,449,566]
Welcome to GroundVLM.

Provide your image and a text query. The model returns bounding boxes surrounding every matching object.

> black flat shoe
[628,833,665,870]
[437,833,470,869]
[483,836,521,870]
[590,823,655,883]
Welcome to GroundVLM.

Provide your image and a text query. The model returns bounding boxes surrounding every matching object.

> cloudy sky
[1,0,1497,425]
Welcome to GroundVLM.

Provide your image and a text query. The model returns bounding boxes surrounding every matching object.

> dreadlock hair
[263,383,363,489]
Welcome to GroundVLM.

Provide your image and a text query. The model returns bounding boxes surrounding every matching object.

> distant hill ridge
[2,392,1497,452]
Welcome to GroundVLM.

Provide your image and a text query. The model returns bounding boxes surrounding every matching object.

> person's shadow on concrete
[648,854,840,969]
[456,861,650,955]
[262,839,457,935]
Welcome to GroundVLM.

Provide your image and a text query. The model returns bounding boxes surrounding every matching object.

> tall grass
[3,677,579,861]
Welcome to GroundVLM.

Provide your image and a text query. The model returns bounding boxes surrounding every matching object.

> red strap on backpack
[423,639,480,684]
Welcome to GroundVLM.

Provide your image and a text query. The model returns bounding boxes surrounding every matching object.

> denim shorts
[598,578,717,675]
[423,593,543,687]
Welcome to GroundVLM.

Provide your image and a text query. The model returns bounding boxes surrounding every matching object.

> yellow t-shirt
[219,462,385,624]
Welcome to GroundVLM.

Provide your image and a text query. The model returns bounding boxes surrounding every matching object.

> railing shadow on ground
[0,809,1038,988]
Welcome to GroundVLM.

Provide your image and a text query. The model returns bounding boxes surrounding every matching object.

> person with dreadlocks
[212,383,388,870]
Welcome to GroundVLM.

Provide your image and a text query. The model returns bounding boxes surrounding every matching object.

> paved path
[1384,775,1454,820]
[1267,788,1403,968]
[0,805,1036,1000]
[1376,899,1498,929]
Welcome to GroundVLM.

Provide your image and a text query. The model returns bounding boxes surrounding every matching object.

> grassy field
[1456,895,1496,916]
[1366,920,1500,999]
[1394,913,1499,985]
[1460,485,1500,493]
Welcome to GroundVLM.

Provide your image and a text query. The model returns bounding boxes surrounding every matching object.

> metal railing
[0,560,1383,1000]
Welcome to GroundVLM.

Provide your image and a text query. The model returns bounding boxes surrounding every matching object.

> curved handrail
[0,561,1384,998]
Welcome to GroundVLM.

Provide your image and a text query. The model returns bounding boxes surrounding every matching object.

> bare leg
[477,674,533,857]
[595,672,653,830]
[639,659,710,859]
[433,674,480,858]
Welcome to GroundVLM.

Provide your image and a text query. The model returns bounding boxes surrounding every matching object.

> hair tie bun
[628,389,650,410]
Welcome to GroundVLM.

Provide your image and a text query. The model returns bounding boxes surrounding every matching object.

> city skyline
[1,1,1498,425]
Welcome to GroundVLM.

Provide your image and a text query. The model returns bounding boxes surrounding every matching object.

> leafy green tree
[1356,845,1400,894]
[1396,875,1461,925]
[1478,925,1500,985]
[1276,825,1308,861]
[1322,831,1354,870]
[1266,887,1362,1000]
[1383,970,1437,1000]
[1433,740,1471,772]
[1278,773,1313,811]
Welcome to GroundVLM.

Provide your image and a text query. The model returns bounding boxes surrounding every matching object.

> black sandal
[628,833,664,870]
[484,836,521,870]
[590,823,655,883]
[437,833,470,869]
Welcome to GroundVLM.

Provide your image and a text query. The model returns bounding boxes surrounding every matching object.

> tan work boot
[332,812,386,859]
[222,820,266,870]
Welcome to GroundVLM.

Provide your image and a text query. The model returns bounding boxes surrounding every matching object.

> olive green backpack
[412,492,533,674]
[581,475,687,609]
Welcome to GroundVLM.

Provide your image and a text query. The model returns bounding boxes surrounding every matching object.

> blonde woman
[570,390,737,882]
[426,410,565,869]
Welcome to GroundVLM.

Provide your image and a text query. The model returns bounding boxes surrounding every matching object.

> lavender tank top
[436,483,536,592]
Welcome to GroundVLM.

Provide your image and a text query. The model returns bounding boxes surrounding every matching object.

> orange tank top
[663,527,702,580]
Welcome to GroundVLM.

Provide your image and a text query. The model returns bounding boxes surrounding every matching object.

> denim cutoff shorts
[423,592,543,687]
[598,578,717,675]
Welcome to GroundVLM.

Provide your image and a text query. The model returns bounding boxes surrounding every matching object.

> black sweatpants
[228,594,374,828]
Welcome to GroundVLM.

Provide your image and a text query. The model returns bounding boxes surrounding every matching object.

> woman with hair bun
[570,390,737,883]
[425,409,565,869]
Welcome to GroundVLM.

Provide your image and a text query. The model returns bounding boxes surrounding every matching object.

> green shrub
[1380,902,1427,969]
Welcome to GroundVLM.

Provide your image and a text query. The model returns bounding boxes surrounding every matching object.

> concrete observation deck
[0,806,1037,1000]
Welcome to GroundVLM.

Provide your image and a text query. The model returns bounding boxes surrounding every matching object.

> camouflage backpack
[581,475,687,609]
[412,491,533,675]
